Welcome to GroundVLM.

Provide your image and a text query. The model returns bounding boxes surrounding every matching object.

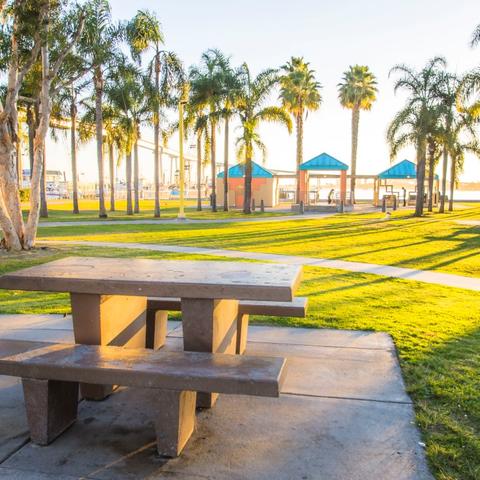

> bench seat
[146,296,308,355]
[0,339,286,457]
[147,296,308,317]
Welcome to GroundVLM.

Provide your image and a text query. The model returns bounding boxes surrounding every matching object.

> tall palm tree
[125,10,185,217]
[104,65,147,215]
[388,57,446,216]
[280,57,322,203]
[435,72,459,213]
[189,50,226,212]
[80,0,122,218]
[338,65,377,203]
[234,64,292,213]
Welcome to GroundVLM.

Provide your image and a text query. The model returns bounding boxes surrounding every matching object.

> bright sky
[47,0,480,182]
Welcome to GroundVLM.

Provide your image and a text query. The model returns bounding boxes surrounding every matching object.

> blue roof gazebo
[374,159,439,207]
[298,153,349,204]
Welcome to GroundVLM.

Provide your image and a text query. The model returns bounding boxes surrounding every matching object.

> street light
[177,83,190,221]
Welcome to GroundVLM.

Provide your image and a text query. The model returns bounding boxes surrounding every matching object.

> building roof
[299,152,348,171]
[217,161,273,178]
[378,159,417,179]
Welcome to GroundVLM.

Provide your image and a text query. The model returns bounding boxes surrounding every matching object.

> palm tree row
[388,47,480,217]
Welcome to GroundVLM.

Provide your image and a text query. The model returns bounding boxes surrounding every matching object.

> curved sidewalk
[41,240,480,292]
[38,213,334,228]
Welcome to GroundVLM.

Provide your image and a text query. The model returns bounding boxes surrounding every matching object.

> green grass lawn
[38,203,480,277]
[0,246,479,479]
[32,199,291,222]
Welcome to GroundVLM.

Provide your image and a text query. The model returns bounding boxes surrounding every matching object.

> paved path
[42,239,480,291]
[0,315,432,479]
[456,219,480,226]
[38,212,334,228]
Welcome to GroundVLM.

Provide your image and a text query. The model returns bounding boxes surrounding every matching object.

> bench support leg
[236,313,250,355]
[22,378,79,446]
[154,390,196,457]
[146,309,168,350]
[181,298,239,408]
[70,293,147,400]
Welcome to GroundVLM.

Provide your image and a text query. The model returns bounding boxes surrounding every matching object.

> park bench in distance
[0,339,287,457]
[146,296,309,354]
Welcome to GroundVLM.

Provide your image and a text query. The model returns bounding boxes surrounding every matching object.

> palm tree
[125,10,185,217]
[80,0,122,218]
[388,57,446,216]
[280,57,322,203]
[234,64,292,213]
[189,50,226,212]
[447,113,480,211]
[338,65,377,203]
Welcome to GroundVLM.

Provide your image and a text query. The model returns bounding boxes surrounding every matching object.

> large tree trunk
[94,67,107,218]
[223,116,229,211]
[414,140,426,217]
[448,157,455,212]
[350,106,360,204]
[295,113,303,204]
[0,126,23,250]
[439,146,448,213]
[243,150,252,214]
[26,105,35,175]
[210,120,217,212]
[153,54,161,218]
[40,144,48,218]
[108,142,115,212]
[196,133,202,211]
[126,152,133,215]
[71,99,79,214]
[133,140,140,214]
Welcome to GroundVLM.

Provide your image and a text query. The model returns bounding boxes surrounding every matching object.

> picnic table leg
[22,378,79,445]
[70,293,147,400]
[181,298,239,408]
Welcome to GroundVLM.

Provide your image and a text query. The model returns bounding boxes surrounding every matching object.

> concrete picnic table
[0,256,302,406]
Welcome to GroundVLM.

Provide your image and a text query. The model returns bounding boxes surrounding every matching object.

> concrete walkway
[42,239,480,291]
[456,219,480,226]
[38,212,334,228]
[0,314,433,479]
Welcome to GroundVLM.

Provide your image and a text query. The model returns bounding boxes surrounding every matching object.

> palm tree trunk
[133,140,140,214]
[439,146,448,213]
[40,145,48,218]
[70,99,79,214]
[350,106,360,204]
[197,133,202,211]
[243,149,252,214]
[126,152,133,215]
[415,140,426,217]
[108,143,115,212]
[427,142,435,213]
[295,113,303,204]
[223,116,229,211]
[210,120,217,212]
[448,157,455,212]
[94,67,107,218]
[153,53,161,218]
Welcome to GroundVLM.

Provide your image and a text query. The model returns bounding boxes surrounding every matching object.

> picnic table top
[0,256,302,302]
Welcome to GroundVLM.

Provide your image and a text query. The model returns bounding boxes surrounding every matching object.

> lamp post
[177,84,190,220]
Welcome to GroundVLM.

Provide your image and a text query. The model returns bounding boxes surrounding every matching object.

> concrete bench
[0,339,286,457]
[146,296,308,355]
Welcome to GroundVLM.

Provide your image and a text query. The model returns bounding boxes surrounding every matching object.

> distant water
[311,188,480,202]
